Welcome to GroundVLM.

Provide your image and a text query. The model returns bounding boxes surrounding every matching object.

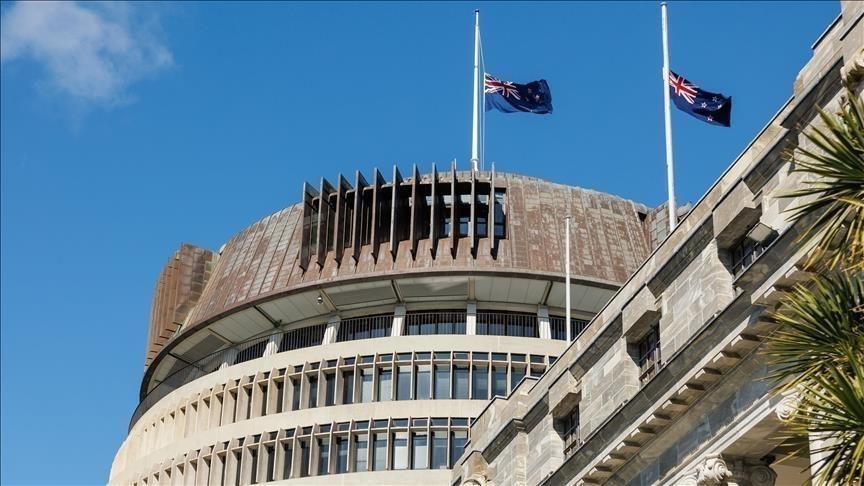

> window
[336,315,392,342]
[476,312,538,337]
[360,369,373,403]
[392,432,409,470]
[416,365,431,399]
[730,230,776,276]
[265,445,276,482]
[492,366,508,397]
[378,367,393,401]
[281,442,292,479]
[354,434,368,472]
[324,374,335,406]
[637,324,661,384]
[431,431,448,469]
[434,365,450,399]
[561,406,580,452]
[453,366,469,399]
[510,366,526,389]
[317,438,329,475]
[250,447,259,484]
[307,376,318,408]
[397,366,412,400]
[450,431,468,468]
[412,433,428,469]
[291,380,301,411]
[404,312,467,335]
[299,441,310,478]
[472,365,488,399]
[275,381,284,413]
[373,434,387,471]
[335,438,348,473]
[342,371,354,405]
[550,317,590,341]
[493,190,506,238]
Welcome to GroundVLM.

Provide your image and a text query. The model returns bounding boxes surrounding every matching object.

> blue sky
[0,1,839,484]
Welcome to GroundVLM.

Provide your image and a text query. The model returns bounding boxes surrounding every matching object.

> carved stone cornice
[677,455,776,486]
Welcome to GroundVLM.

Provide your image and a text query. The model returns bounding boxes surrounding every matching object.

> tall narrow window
[415,365,431,399]
[453,366,469,399]
[638,324,661,384]
[275,381,284,413]
[291,380,301,410]
[450,431,468,468]
[492,366,508,397]
[561,406,580,451]
[299,440,310,478]
[392,432,409,470]
[434,365,450,399]
[360,369,373,403]
[281,442,293,479]
[472,365,488,400]
[412,433,428,469]
[431,431,448,469]
[266,445,276,482]
[250,448,259,484]
[335,438,349,473]
[342,370,354,405]
[397,366,412,400]
[307,376,318,408]
[378,367,393,401]
[510,366,526,390]
[372,434,387,471]
[354,434,369,472]
[317,438,329,475]
[324,374,335,406]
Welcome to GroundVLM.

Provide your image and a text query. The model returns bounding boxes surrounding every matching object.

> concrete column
[324,315,340,344]
[262,333,281,357]
[538,306,551,339]
[392,305,406,337]
[467,302,477,335]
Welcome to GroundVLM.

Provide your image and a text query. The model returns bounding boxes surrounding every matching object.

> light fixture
[745,222,776,243]
[316,294,324,305]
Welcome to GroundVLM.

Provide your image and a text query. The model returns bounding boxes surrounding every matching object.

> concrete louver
[299,163,504,270]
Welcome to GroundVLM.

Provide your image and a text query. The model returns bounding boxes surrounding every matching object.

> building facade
[110,168,661,485]
[451,4,863,486]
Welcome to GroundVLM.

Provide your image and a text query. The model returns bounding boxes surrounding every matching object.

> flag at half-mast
[484,73,553,114]
[668,71,731,127]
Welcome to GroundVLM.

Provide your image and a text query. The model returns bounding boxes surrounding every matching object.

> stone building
[109,166,663,484]
[450,3,863,486]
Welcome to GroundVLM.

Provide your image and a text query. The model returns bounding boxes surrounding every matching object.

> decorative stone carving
[775,390,801,421]
[841,47,864,88]
[745,464,777,486]
[678,455,732,485]
[462,473,492,486]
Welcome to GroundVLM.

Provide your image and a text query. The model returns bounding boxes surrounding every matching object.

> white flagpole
[471,9,480,172]
[661,2,676,232]
[565,216,572,342]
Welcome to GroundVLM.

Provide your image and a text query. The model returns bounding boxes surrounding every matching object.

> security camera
[316,295,324,305]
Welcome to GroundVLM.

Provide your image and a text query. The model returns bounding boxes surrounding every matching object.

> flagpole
[661,2,676,233]
[565,215,572,342]
[471,9,480,172]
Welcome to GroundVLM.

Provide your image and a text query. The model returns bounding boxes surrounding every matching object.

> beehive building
[109,168,664,485]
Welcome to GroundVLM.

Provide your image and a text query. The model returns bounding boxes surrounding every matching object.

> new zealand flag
[485,73,553,114]
[668,71,731,127]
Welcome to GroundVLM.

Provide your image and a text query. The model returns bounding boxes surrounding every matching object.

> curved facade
[110,169,657,485]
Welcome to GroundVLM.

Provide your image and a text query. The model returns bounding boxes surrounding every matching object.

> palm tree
[766,88,864,485]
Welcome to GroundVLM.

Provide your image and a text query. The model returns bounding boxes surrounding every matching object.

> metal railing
[476,312,539,337]
[404,311,467,335]
[129,323,326,431]
[549,317,590,341]
[336,315,392,342]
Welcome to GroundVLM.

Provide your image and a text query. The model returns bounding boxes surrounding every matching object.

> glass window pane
[354,434,368,472]
[453,366,469,399]
[324,374,335,406]
[378,367,392,401]
[291,379,301,410]
[342,371,354,405]
[431,432,448,470]
[307,376,318,408]
[450,431,468,468]
[434,365,450,399]
[372,434,387,471]
[472,365,488,400]
[282,443,293,479]
[336,438,348,474]
[317,438,329,475]
[511,366,526,390]
[392,432,408,470]
[492,366,507,397]
[360,369,373,403]
[397,366,411,400]
[416,365,431,400]
[299,441,310,478]
[412,433,428,470]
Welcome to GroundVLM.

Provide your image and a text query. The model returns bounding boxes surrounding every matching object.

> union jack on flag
[485,74,521,100]
[667,70,732,127]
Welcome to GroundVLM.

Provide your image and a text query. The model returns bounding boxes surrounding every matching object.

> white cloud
[1,1,172,106]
